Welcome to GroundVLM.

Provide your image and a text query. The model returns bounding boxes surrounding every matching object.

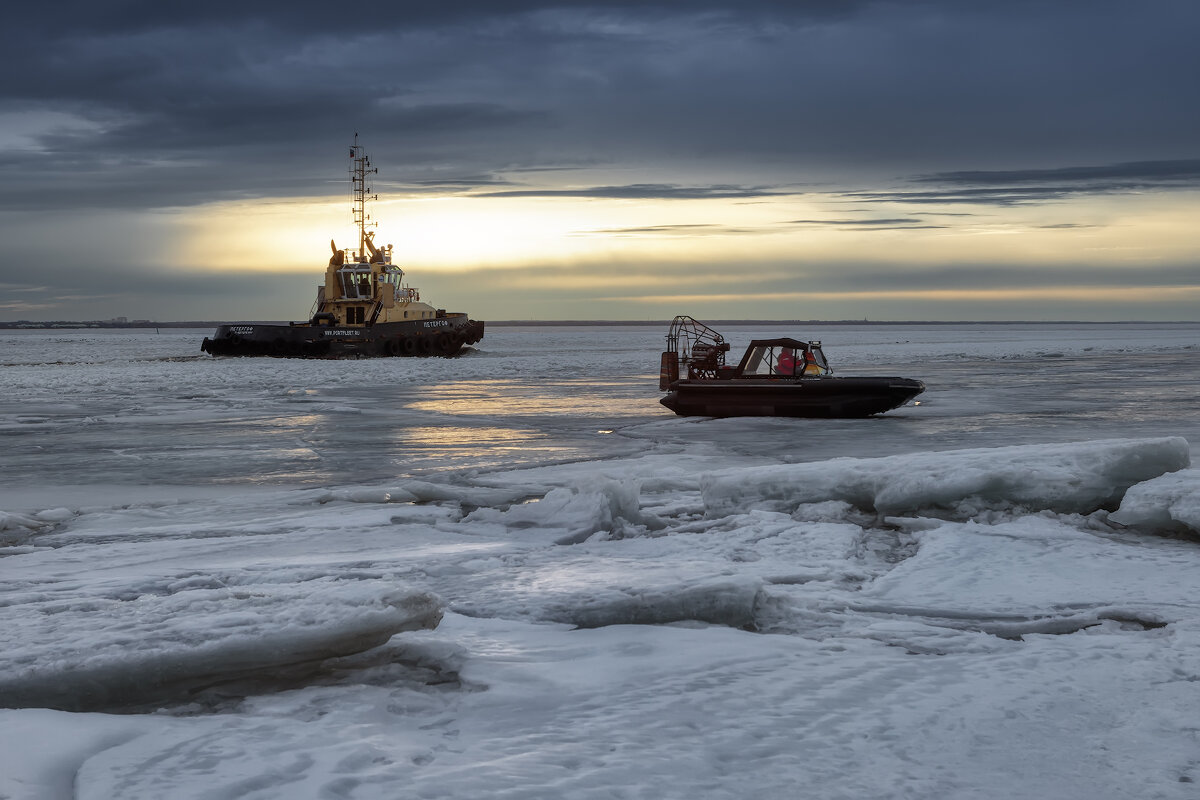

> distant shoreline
[0,319,1196,330]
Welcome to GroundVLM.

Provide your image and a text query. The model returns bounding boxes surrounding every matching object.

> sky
[1,0,1198,323]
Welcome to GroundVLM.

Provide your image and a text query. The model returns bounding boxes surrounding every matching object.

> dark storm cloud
[11,1,872,36]
[784,218,945,231]
[0,101,545,211]
[574,223,765,236]
[840,187,1086,207]
[916,159,1200,187]
[581,217,946,235]
[845,158,1200,207]
[3,0,1198,215]
[479,183,786,200]
[787,218,923,226]
[391,176,522,194]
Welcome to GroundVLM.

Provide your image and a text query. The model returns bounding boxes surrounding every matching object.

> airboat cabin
[736,338,830,378]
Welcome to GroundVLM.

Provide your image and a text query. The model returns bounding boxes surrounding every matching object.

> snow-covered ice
[702,436,1191,518]
[2,323,1200,799]
[1111,468,1200,535]
[0,577,441,713]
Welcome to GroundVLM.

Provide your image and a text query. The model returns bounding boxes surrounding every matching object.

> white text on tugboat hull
[423,320,451,328]
[230,326,254,335]
[323,330,362,337]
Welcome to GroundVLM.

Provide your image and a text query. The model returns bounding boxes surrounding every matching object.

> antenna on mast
[349,135,378,260]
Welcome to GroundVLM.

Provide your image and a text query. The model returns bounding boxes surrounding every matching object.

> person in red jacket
[776,348,796,375]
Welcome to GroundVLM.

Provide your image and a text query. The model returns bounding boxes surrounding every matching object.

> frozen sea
[2,322,1200,799]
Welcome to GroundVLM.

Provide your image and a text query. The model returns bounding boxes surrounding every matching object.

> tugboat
[658,316,924,418]
[202,138,484,358]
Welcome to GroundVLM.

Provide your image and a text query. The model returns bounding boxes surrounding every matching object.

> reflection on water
[396,425,535,447]
[387,425,589,475]
[405,378,653,419]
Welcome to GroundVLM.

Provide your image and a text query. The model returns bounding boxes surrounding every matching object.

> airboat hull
[657,315,925,418]
[660,376,925,418]
[201,315,484,359]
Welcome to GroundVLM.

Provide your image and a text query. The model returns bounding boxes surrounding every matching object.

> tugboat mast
[349,133,378,261]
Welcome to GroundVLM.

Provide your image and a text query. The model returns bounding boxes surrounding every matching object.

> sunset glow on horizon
[168,183,1200,321]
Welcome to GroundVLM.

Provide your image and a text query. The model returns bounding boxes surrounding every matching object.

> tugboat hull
[201,315,484,359]
[661,377,925,418]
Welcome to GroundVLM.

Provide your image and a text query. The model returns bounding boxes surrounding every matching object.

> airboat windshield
[737,340,831,377]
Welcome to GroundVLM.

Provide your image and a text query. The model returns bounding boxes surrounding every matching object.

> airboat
[658,316,925,418]
[201,137,484,359]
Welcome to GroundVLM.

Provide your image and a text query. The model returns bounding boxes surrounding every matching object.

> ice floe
[1109,468,1200,535]
[702,436,1190,519]
[0,577,441,712]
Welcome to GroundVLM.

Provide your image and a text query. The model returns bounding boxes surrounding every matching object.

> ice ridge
[701,437,1190,519]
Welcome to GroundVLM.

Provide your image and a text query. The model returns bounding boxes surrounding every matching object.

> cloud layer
[2,0,1198,320]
